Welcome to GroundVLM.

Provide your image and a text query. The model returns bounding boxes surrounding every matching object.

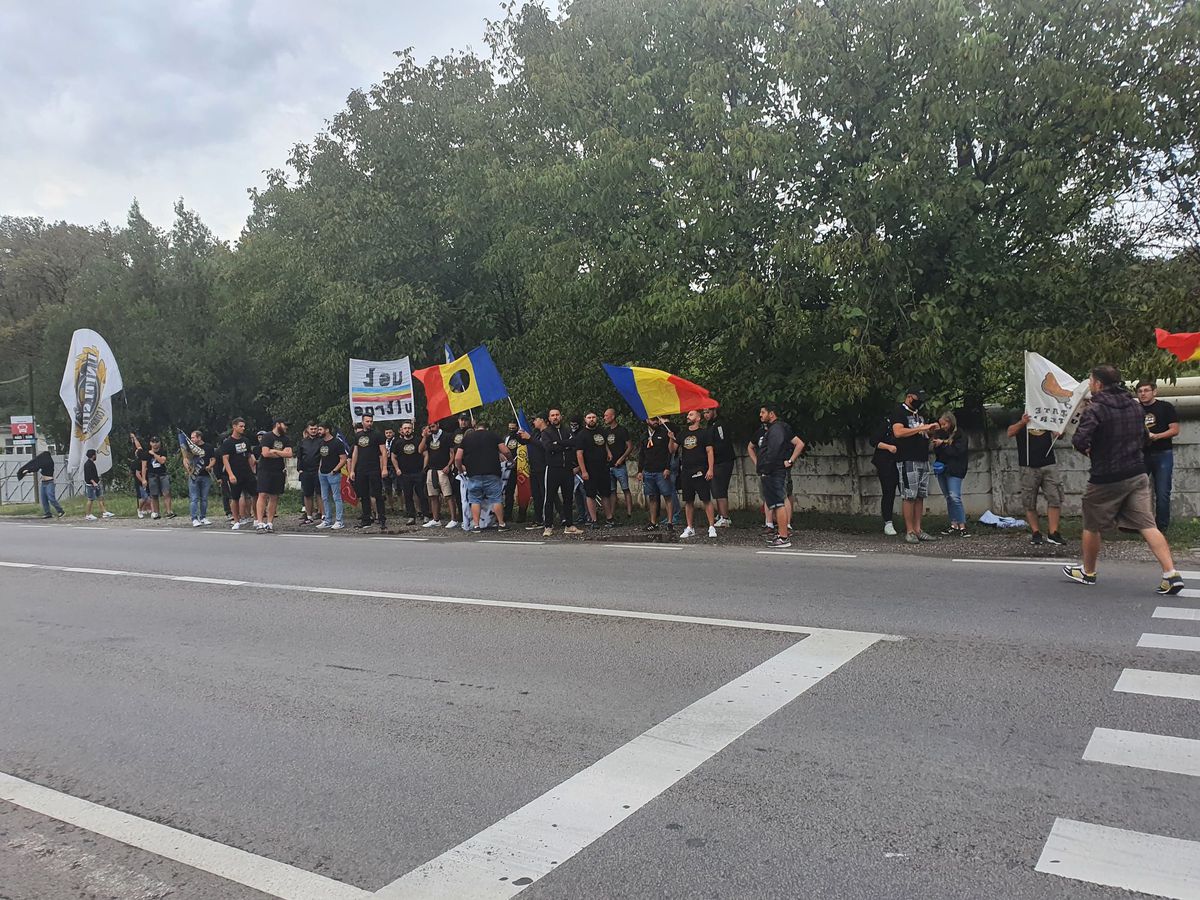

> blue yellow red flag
[414,346,509,422]
[602,363,718,420]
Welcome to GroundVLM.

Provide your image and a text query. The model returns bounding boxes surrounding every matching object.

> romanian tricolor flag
[603,363,718,420]
[1156,328,1200,363]
[414,345,509,422]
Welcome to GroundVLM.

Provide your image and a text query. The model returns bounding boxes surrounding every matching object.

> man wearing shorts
[220,418,257,530]
[129,433,152,519]
[575,411,613,529]
[637,416,676,532]
[702,407,735,527]
[456,421,511,533]
[1007,413,1065,546]
[678,409,717,539]
[603,408,634,522]
[889,389,938,544]
[82,448,114,520]
[255,420,292,532]
[755,405,803,549]
[141,436,175,520]
[421,421,455,527]
[1064,365,1184,595]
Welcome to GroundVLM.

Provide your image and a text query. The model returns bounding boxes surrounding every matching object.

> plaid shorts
[898,460,930,500]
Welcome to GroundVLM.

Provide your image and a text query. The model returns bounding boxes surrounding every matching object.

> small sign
[9,415,35,446]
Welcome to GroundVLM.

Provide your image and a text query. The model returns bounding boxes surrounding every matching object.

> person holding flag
[179,429,216,526]
[142,436,175,520]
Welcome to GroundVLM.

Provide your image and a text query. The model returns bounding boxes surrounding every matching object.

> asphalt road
[1,518,1198,899]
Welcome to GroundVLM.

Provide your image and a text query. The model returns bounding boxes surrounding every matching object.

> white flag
[1024,351,1090,437]
[58,329,123,474]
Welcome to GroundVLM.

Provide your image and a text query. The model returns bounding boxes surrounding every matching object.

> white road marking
[0,560,899,640]
[757,550,857,559]
[1178,588,1200,599]
[369,536,429,542]
[476,540,544,546]
[171,575,247,586]
[1139,633,1200,652]
[1083,727,1200,777]
[0,772,369,900]
[1036,817,1200,898]
[1180,570,1200,579]
[951,558,1068,566]
[375,630,881,900]
[1154,607,1200,622]
[602,543,683,551]
[1115,668,1200,701]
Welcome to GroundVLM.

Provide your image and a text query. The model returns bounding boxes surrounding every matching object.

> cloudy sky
[1,0,505,240]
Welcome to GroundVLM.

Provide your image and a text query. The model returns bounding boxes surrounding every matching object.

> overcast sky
[1,0,506,240]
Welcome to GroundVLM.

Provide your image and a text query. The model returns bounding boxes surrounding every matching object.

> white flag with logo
[58,329,123,474]
[1024,351,1090,437]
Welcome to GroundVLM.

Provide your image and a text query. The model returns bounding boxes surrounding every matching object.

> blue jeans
[319,471,344,525]
[1145,451,1173,529]
[466,474,503,508]
[937,473,965,525]
[189,475,211,520]
[40,480,64,515]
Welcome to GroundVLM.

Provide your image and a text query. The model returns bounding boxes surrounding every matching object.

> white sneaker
[883,521,897,536]
[239,517,253,526]
[192,518,201,527]
[315,521,330,529]
[331,521,345,530]
[445,520,458,529]
[708,525,717,538]
[716,516,731,527]
[265,522,274,532]
[254,521,265,531]
[680,526,695,538]
[151,512,160,520]
[85,514,98,521]
[137,510,145,519]
[102,511,115,518]
[200,517,211,525]
[232,521,241,530]
[422,519,440,528]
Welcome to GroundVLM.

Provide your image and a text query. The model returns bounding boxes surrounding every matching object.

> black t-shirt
[425,431,452,471]
[130,452,146,480]
[146,447,168,477]
[606,424,631,465]
[1142,399,1178,453]
[189,444,214,477]
[503,431,522,457]
[705,419,735,464]
[638,424,673,473]
[889,404,929,462]
[679,427,711,471]
[393,434,424,475]
[756,420,796,474]
[354,428,385,471]
[317,436,344,474]
[259,431,291,474]
[460,429,503,477]
[1014,425,1057,469]
[220,435,254,477]
[576,426,610,471]
[526,429,547,468]
[83,459,99,484]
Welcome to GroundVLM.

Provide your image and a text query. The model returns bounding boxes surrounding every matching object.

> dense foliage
[3,0,1199,453]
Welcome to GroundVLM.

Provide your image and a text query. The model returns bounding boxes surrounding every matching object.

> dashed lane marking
[757,550,857,559]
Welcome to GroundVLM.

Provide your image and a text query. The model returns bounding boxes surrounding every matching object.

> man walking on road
[1064,365,1184,595]
[456,421,512,533]
[755,405,804,549]
[220,418,257,530]
[1007,413,1065,546]
[890,389,938,544]
[255,420,292,532]
[1137,380,1179,531]
[540,408,580,537]
[351,413,388,531]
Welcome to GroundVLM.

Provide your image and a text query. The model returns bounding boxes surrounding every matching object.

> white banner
[58,329,123,475]
[1024,351,1090,436]
[349,356,414,423]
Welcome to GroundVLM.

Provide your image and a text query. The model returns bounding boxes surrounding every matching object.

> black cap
[905,387,925,399]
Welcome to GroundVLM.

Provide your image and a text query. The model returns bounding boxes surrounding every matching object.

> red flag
[1156,328,1200,362]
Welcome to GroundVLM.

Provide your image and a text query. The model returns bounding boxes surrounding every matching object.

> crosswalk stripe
[1178,588,1200,599]
[1115,668,1200,701]
[1037,817,1200,897]
[1154,607,1200,621]
[1179,570,1200,579]
[1139,633,1200,652]
[1083,727,1200,777]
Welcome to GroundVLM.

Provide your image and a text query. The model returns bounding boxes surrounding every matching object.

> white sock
[1165,570,1177,578]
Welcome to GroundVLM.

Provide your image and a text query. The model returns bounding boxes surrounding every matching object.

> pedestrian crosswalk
[1037,588,1200,897]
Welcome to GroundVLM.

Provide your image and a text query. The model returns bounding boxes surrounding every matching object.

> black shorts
[583,472,612,499]
[681,470,712,503]
[228,473,256,500]
[259,470,286,496]
[382,474,398,495]
[711,460,734,500]
[299,470,319,498]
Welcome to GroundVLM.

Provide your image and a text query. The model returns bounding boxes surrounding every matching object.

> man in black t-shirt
[296,422,324,525]
[220,417,257,530]
[315,423,348,529]
[637,417,676,531]
[574,412,612,528]
[82,448,113,520]
[141,436,176,520]
[382,427,399,512]
[390,420,429,525]
[1137,380,1179,530]
[679,409,717,539]
[351,412,388,530]
[702,407,735,527]
[1006,413,1064,545]
[751,405,804,548]
[525,415,547,529]
[129,432,152,519]
[603,408,634,522]
[889,388,939,544]
[421,420,455,527]
[455,421,512,532]
[255,420,292,532]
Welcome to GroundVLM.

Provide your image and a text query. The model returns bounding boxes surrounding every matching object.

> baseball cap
[905,387,925,399]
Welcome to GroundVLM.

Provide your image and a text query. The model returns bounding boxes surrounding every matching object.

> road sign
[9,415,35,446]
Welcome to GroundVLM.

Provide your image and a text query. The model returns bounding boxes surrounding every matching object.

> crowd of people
[15,370,1188,592]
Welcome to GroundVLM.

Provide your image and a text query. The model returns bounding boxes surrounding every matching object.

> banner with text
[1023,351,1090,437]
[349,356,414,423]
[58,328,123,475]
